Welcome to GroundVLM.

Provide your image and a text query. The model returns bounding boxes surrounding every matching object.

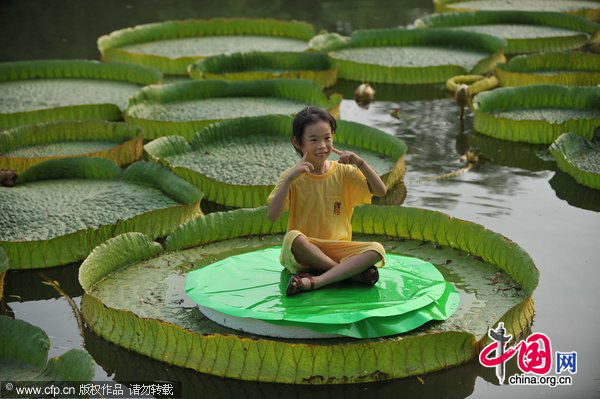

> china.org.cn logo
[479,323,577,387]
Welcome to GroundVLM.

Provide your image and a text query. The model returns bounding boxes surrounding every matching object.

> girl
[267,107,387,296]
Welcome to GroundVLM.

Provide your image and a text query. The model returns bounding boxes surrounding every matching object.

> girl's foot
[286,273,316,296]
[350,266,379,285]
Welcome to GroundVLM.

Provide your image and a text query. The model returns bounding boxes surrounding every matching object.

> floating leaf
[188,51,337,87]
[0,158,202,269]
[417,11,599,53]
[496,52,600,86]
[125,79,342,140]
[549,132,600,189]
[98,18,316,75]
[144,115,406,207]
[434,0,600,20]
[0,316,94,381]
[0,121,142,173]
[0,60,162,130]
[473,85,600,143]
[316,28,506,84]
[80,205,538,384]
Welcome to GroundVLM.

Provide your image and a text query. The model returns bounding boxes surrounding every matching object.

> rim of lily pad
[188,52,338,88]
[549,132,600,189]
[433,0,600,20]
[0,157,202,270]
[98,18,316,75]
[496,52,600,86]
[310,28,506,84]
[0,315,95,381]
[125,79,342,140]
[472,85,600,144]
[0,60,162,130]
[80,205,538,384]
[415,11,599,54]
[0,121,143,173]
[143,114,407,208]
[0,248,7,300]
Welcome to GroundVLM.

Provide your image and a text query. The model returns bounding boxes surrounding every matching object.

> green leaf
[188,51,337,87]
[126,79,342,140]
[0,121,143,173]
[98,18,316,75]
[417,11,599,53]
[325,27,506,83]
[80,204,537,383]
[434,0,600,20]
[549,132,600,189]
[496,52,600,86]
[473,85,600,143]
[144,115,406,207]
[0,316,94,381]
[0,158,202,269]
[0,60,162,130]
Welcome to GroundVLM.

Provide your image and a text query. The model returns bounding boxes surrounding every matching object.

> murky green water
[1,1,599,398]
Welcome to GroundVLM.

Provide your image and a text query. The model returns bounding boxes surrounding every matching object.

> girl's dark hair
[291,107,337,157]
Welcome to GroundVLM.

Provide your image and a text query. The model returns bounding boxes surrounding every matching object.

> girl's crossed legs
[282,230,385,291]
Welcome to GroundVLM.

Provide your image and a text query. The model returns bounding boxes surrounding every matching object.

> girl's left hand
[332,147,363,166]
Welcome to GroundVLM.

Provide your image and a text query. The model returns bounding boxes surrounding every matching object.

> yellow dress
[267,160,385,273]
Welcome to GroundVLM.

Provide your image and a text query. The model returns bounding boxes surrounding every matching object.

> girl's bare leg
[291,236,381,290]
[311,251,381,289]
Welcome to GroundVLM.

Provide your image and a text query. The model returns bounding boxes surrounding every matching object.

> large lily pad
[549,132,600,189]
[188,51,338,87]
[311,28,506,84]
[0,157,202,270]
[0,60,162,130]
[473,85,600,143]
[416,11,599,53]
[0,121,142,173]
[0,315,94,381]
[98,18,315,75]
[125,79,342,140]
[0,248,7,300]
[144,115,406,208]
[80,205,538,384]
[434,0,600,20]
[496,52,600,86]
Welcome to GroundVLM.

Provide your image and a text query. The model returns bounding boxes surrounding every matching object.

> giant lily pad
[0,121,143,173]
[144,115,406,208]
[496,52,600,86]
[80,205,538,384]
[473,85,600,144]
[98,18,315,75]
[549,132,600,189]
[188,51,338,87]
[0,248,7,300]
[0,316,94,381]
[416,11,600,54]
[125,79,342,140]
[433,0,600,20]
[0,157,202,270]
[0,60,162,130]
[310,28,506,84]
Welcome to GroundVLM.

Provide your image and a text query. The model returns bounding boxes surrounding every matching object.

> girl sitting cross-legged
[267,106,387,296]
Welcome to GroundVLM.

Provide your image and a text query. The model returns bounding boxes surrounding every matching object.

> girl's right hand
[286,152,314,182]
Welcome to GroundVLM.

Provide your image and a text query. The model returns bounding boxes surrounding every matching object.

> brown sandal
[354,266,379,285]
[286,273,316,296]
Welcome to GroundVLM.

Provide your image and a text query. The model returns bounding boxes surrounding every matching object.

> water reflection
[549,170,600,212]
[4,263,82,302]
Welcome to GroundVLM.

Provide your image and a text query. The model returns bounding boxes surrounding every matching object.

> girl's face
[293,120,333,163]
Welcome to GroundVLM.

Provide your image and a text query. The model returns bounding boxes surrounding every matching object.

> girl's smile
[292,120,333,174]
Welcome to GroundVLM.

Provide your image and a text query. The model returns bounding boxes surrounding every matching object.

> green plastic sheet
[185,247,459,338]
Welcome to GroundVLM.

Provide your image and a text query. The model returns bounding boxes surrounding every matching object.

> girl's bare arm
[332,147,387,197]
[267,153,314,221]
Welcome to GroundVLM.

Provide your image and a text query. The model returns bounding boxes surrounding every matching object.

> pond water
[1,1,599,398]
